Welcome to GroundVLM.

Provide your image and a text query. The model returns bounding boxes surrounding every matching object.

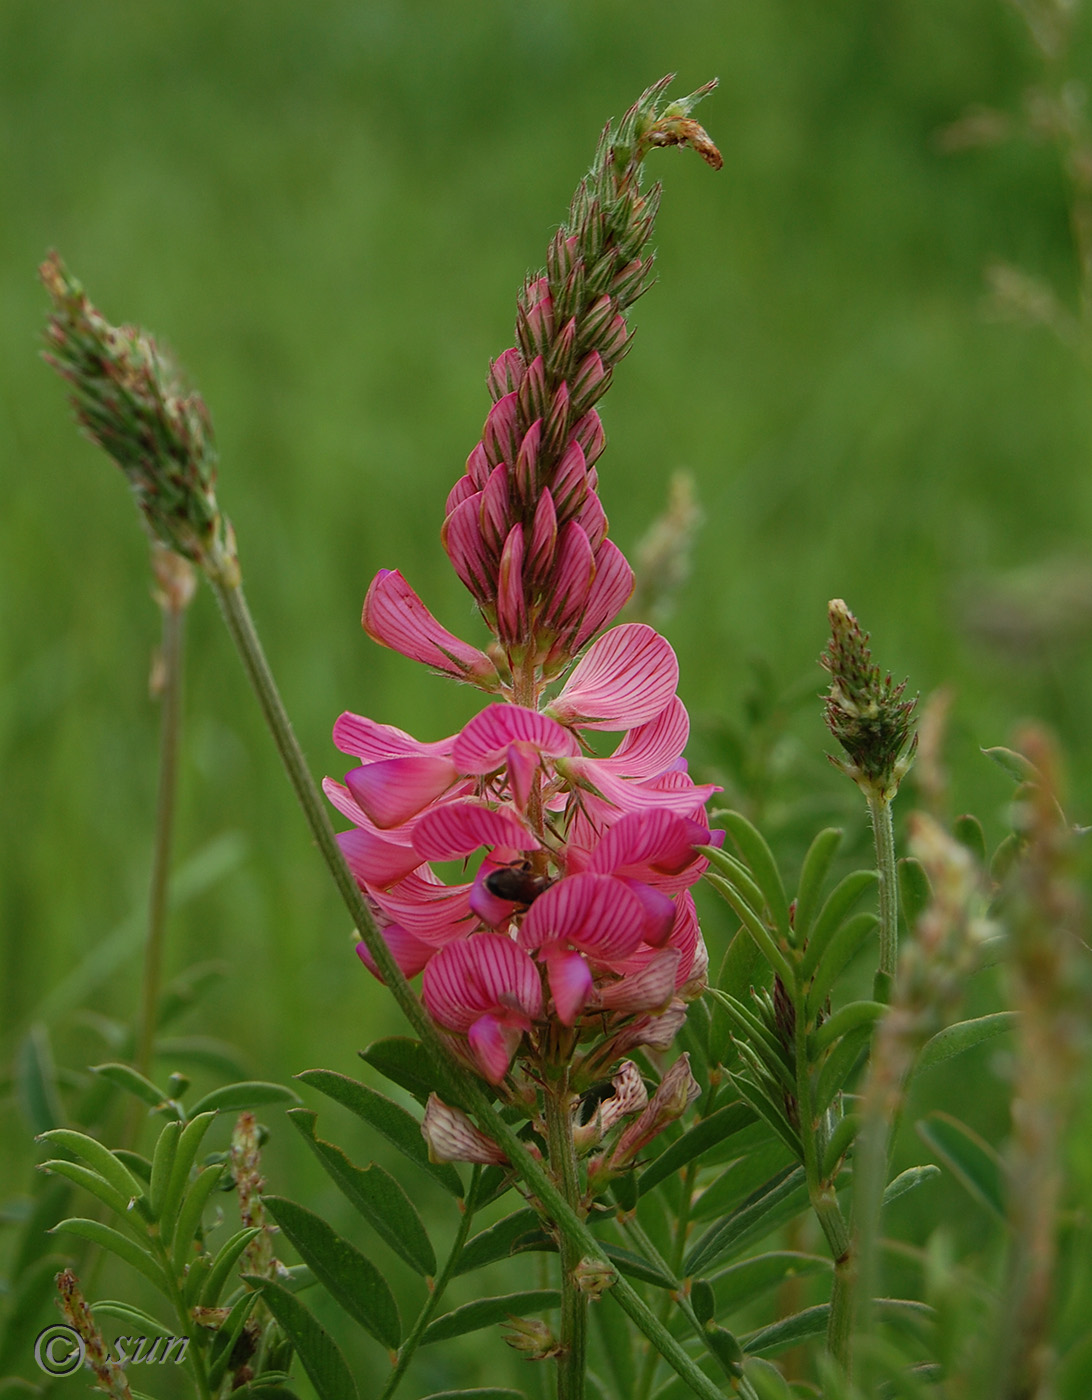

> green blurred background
[3,0,1092,1391]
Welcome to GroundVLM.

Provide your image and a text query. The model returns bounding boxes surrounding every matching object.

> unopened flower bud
[422,1094,508,1165]
[572,1256,616,1297]
[502,1314,561,1359]
[609,1053,700,1170]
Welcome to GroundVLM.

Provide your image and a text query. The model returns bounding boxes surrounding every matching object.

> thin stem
[380,1167,481,1400]
[544,1079,587,1400]
[204,563,727,1400]
[136,598,186,1080]
[867,791,898,994]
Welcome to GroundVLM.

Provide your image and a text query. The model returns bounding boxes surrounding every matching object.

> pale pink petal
[549,624,678,730]
[324,775,371,828]
[564,759,719,820]
[355,926,434,981]
[546,948,594,1025]
[345,756,458,829]
[423,1094,507,1165]
[496,524,528,645]
[597,697,690,778]
[412,799,537,861]
[362,570,499,684]
[572,540,634,648]
[505,741,539,811]
[333,712,456,763]
[453,704,578,773]
[442,494,495,604]
[577,489,608,551]
[519,872,645,962]
[373,871,475,943]
[468,1015,524,1084]
[612,1001,687,1055]
[597,949,680,1013]
[338,826,424,890]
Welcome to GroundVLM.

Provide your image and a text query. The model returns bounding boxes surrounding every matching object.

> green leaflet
[455,1208,541,1277]
[37,1159,131,1221]
[92,1301,174,1336]
[243,1275,358,1400]
[914,1013,1017,1076]
[916,1112,1006,1220]
[171,1163,225,1273]
[148,1119,180,1221]
[287,1109,435,1276]
[50,1218,169,1298]
[158,1111,217,1241]
[296,1069,463,1196]
[359,1036,442,1107]
[263,1196,401,1350]
[882,1164,941,1207]
[200,1226,262,1307]
[741,1303,829,1357]
[421,1291,560,1346]
[187,1080,301,1116]
[806,912,879,1015]
[798,870,878,982]
[685,1167,808,1276]
[36,1128,144,1206]
[792,828,843,944]
[711,1251,829,1317]
[718,811,791,938]
[91,1062,177,1113]
[638,1102,756,1194]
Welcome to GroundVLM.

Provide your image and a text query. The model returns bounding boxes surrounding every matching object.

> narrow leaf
[700,845,769,923]
[704,873,793,985]
[638,1102,756,1194]
[288,1109,435,1276]
[158,1111,217,1241]
[264,1196,401,1349]
[188,1081,301,1116]
[807,912,879,1014]
[792,829,843,944]
[710,929,761,1066]
[726,1073,802,1160]
[820,1114,860,1179]
[91,1301,173,1335]
[897,858,931,932]
[982,745,1040,785]
[799,870,878,981]
[685,1167,808,1276]
[419,1392,526,1400]
[244,1274,358,1400]
[812,1000,885,1054]
[171,1163,225,1272]
[712,1252,829,1316]
[359,1037,440,1106]
[51,1219,169,1297]
[421,1291,560,1346]
[915,1013,1017,1076]
[953,813,987,866]
[455,1208,541,1277]
[91,1062,175,1112]
[296,1069,463,1196]
[36,1129,143,1205]
[882,1164,941,1207]
[916,1113,1005,1219]
[742,1303,829,1357]
[208,1290,261,1389]
[37,1160,131,1220]
[690,1140,794,1224]
[148,1119,181,1221]
[814,1022,872,1115]
[719,812,791,937]
[200,1226,262,1307]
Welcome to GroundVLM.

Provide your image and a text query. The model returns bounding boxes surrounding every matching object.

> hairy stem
[867,791,898,996]
[545,1079,587,1400]
[205,560,727,1400]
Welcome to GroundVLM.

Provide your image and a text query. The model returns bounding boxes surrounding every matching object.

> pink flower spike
[546,947,595,1025]
[412,799,537,861]
[571,540,635,650]
[468,1014,525,1084]
[362,570,499,686]
[355,926,434,981]
[550,624,678,731]
[483,390,521,469]
[519,872,646,962]
[453,704,578,773]
[345,755,458,829]
[338,826,423,890]
[423,1095,508,1165]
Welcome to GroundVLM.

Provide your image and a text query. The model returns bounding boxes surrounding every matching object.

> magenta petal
[372,871,475,943]
[546,948,594,1025]
[412,799,537,860]
[480,463,512,557]
[598,949,681,1012]
[622,879,677,946]
[496,524,528,645]
[444,474,477,515]
[454,704,578,773]
[550,624,679,730]
[505,741,539,811]
[442,494,495,604]
[590,810,707,880]
[466,440,492,489]
[526,488,558,586]
[572,540,634,648]
[468,1015,523,1084]
[520,872,645,961]
[345,756,458,829]
[551,440,588,519]
[422,932,543,1030]
[599,697,690,779]
[483,390,521,470]
[362,570,499,684]
[543,523,595,634]
[567,760,719,820]
[578,490,608,550]
[355,926,434,981]
[333,712,456,763]
[338,827,423,889]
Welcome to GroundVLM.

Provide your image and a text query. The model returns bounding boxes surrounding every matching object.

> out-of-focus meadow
[3,0,1092,1391]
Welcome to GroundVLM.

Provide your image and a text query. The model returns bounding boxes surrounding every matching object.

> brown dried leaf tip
[820,598,917,800]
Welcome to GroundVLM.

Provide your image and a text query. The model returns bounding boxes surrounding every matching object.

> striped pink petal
[572,410,605,469]
[338,826,424,890]
[422,933,543,1032]
[578,490,608,551]
[496,525,528,645]
[598,697,690,778]
[453,704,578,773]
[345,756,458,829]
[445,473,477,515]
[466,440,492,489]
[597,948,680,1013]
[514,419,542,504]
[526,488,558,586]
[572,540,635,649]
[423,1094,507,1164]
[613,892,700,986]
[487,347,526,401]
[519,872,645,962]
[480,463,512,557]
[412,799,537,861]
[355,926,434,981]
[589,810,709,881]
[333,713,456,763]
[565,759,719,820]
[468,1015,525,1084]
[483,390,521,469]
[442,494,495,604]
[545,948,594,1025]
[362,570,499,685]
[372,870,476,944]
[543,523,595,634]
[550,624,678,730]
[551,440,589,519]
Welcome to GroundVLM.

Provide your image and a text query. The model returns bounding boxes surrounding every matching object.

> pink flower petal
[546,948,594,1025]
[480,463,512,558]
[622,879,677,947]
[572,540,634,649]
[355,926,434,981]
[453,704,579,773]
[578,489,608,551]
[468,1015,525,1084]
[597,697,690,778]
[572,410,606,470]
[468,849,524,927]
[551,440,588,520]
[466,440,492,489]
[442,494,495,604]
[542,523,594,634]
[338,826,424,890]
[372,870,476,943]
[422,932,543,1031]
[345,755,458,829]
[445,474,477,515]
[333,712,456,763]
[519,872,645,962]
[423,1094,507,1164]
[526,488,558,587]
[362,570,499,685]
[483,390,521,469]
[565,759,719,821]
[550,624,678,730]
[589,810,709,881]
[514,419,542,505]
[487,347,525,401]
[412,799,537,861]
[496,524,528,645]
[597,948,681,1012]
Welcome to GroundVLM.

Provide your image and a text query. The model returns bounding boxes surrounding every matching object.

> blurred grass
[3,0,1092,1390]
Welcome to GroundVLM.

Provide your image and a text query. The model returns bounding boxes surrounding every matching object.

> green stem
[544,1080,587,1400]
[152,1237,211,1400]
[379,1167,481,1400]
[136,599,186,1081]
[867,791,898,992]
[204,561,727,1400]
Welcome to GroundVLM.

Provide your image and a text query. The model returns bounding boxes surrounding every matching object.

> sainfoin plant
[17,74,1092,1400]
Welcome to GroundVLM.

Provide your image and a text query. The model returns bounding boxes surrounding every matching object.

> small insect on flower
[483,860,555,905]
